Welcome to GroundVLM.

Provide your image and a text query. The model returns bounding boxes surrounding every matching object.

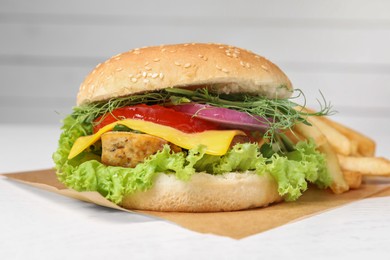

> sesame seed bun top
[77,43,293,106]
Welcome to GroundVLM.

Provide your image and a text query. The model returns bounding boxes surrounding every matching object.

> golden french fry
[319,143,350,194]
[283,129,305,145]
[308,116,352,156]
[338,155,390,176]
[349,139,359,156]
[293,122,328,147]
[342,170,362,189]
[295,106,375,156]
[319,117,376,157]
[294,122,349,194]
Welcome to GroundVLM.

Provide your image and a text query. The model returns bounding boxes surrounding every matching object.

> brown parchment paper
[3,169,390,239]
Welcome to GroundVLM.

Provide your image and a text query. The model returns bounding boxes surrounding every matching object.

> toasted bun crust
[121,171,282,212]
[77,43,293,105]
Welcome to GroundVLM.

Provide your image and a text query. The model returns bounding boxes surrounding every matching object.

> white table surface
[1,120,390,259]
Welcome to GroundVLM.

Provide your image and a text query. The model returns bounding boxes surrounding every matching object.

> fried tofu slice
[101,132,173,168]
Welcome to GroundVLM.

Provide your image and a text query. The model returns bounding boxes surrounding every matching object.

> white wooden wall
[1,0,390,126]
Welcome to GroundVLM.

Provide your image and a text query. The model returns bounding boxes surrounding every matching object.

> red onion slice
[170,103,272,131]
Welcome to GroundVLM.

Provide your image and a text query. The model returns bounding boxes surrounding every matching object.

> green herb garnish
[69,87,333,142]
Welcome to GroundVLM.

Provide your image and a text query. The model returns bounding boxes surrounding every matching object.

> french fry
[319,143,350,194]
[349,139,359,156]
[308,116,353,156]
[318,117,376,157]
[338,155,390,176]
[295,106,374,156]
[293,122,328,147]
[283,129,305,145]
[294,122,349,194]
[342,170,362,189]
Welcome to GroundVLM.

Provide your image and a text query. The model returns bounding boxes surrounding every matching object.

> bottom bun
[120,171,283,212]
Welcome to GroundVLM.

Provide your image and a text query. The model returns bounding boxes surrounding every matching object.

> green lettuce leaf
[195,143,267,174]
[267,139,332,201]
[53,114,332,204]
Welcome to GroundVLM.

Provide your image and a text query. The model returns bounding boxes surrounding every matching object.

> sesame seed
[142,72,147,78]
[153,58,160,62]
[219,46,225,49]
[169,50,176,53]
[144,62,150,66]
[159,73,164,79]
[198,54,204,58]
[234,49,240,54]
[215,65,222,70]
[245,63,251,68]
[95,63,102,69]
[226,52,232,57]
[233,53,239,58]
[131,77,138,82]
[147,72,152,77]
[134,51,141,55]
[184,63,191,68]
[143,79,149,83]
[191,43,196,45]
[174,61,181,66]
[184,43,189,46]
[106,75,112,80]
[136,73,142,78]
[222,68,229,73]
[113,55,121,61]
[115,67,123,72]
[128,74,133,78]
[145,66,152,71]
[152,73,159,78]
[261,65,269,71]
[203,56,208,61]
[161,48,166,52]
[240,61,245,67]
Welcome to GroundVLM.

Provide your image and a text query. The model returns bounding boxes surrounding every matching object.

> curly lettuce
[53,114,332,204]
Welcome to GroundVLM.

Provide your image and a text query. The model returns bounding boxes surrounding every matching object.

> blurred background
[0,0,389,128]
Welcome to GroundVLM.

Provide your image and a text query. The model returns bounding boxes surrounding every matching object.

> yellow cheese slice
[68,119,245,159]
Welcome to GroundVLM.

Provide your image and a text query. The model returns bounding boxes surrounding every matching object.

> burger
[53,43,334,212]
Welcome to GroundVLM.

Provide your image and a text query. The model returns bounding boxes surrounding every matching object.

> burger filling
[53,87,333,204]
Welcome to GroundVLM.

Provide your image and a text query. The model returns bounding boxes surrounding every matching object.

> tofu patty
[101,132,174,168]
